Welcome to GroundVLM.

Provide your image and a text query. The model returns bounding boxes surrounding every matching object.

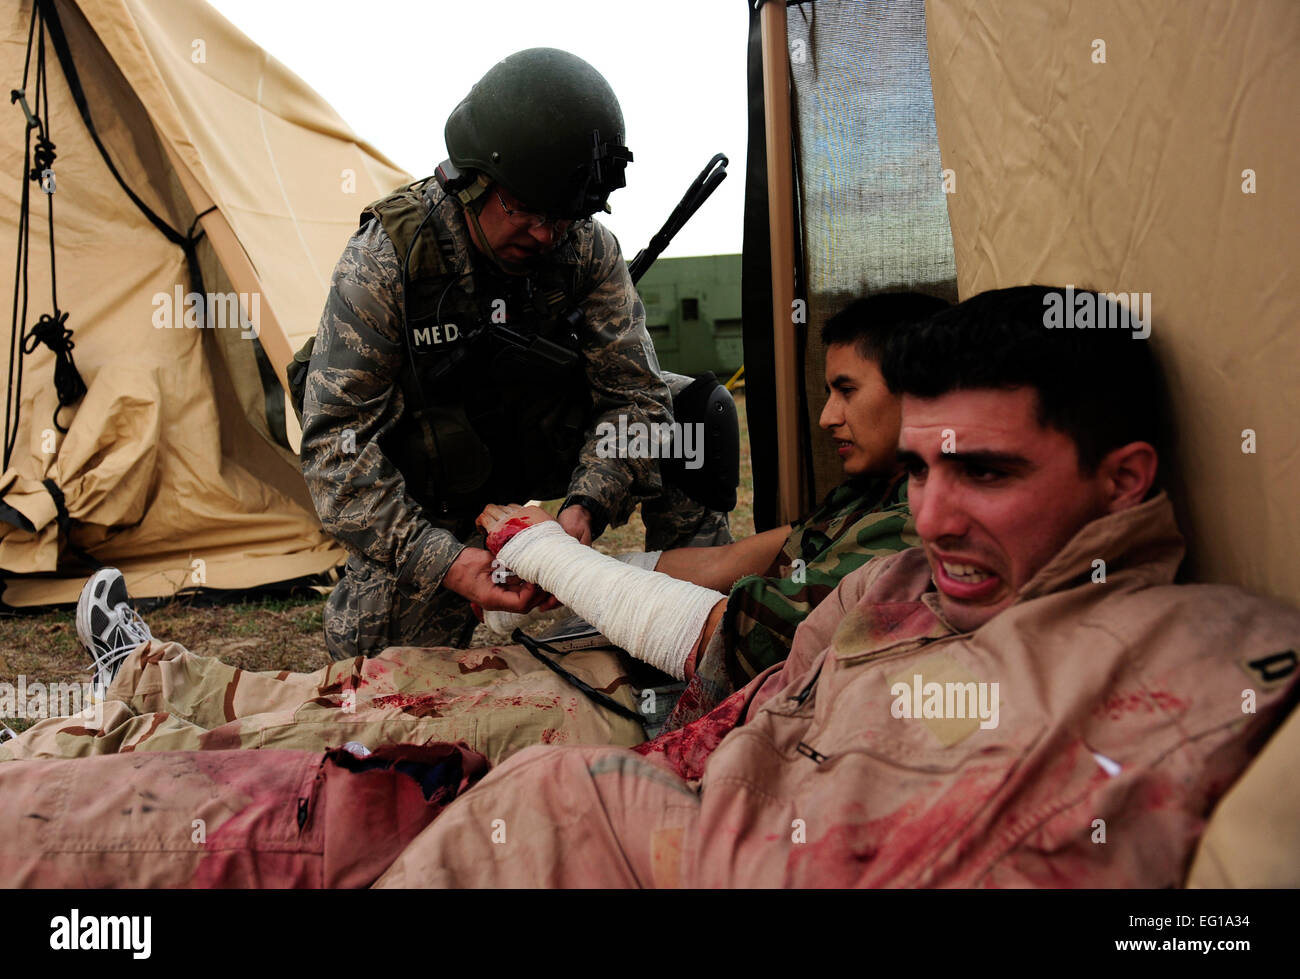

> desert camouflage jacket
[300,184,672,603]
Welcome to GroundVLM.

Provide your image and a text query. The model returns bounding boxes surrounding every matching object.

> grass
[0,390,753,732]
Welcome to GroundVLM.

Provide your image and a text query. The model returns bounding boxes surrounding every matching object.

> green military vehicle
[635,254,743,381]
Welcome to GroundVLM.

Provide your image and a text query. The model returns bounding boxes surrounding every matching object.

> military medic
[292,48,730,659]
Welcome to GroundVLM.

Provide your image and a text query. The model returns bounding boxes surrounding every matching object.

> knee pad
[660,372,740,513]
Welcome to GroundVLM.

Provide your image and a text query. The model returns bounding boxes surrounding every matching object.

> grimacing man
[295,48,729,659]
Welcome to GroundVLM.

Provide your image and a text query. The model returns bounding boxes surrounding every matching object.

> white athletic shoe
[75,567,153,691]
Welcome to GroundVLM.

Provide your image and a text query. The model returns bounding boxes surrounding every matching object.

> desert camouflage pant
[0,742,487,887]
[375,743,699,887]
[324,480,731,660]
[0,739,682,888]
[0,638,646,767]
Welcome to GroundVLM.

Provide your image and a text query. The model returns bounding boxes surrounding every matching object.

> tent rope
[37,0,290,452]
[6,0,87,470]
[23,310,85,431]
[28,0,294,470]
[5,0,225,472]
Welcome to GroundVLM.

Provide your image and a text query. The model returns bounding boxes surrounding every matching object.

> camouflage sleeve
[564,221,673,525]
[658,481,916,733]
[300,219,465,601]
[723,478,917,683]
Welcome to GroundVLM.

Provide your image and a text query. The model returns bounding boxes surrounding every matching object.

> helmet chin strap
[461,187,533,277]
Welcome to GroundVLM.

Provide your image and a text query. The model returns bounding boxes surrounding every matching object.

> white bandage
[482,552,661,636]
[497,523,722,680]
[614,550,663,571]
[482,605,564,638]
[482,608,532,637]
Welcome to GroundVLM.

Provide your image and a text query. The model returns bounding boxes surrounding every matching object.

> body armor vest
[370,181,593,525]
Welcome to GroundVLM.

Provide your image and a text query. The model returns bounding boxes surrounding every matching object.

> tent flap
[1,0,411,606]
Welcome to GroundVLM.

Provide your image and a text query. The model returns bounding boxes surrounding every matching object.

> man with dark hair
[882,284,1172,633]
[380,284,1299,887]
[886,284,1169,476]
[572,290,949,726]
[823,289,951,360]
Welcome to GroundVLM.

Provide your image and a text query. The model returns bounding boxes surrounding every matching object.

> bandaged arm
[494,522,725,680]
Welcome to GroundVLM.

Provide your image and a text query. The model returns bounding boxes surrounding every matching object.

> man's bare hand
[471,504,561,609]
[442,546,547,613]
[475,502,587,613]
[557,503,594,547]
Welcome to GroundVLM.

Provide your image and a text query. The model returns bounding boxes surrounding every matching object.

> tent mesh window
[791,0,958,498]
[745,0,958,519]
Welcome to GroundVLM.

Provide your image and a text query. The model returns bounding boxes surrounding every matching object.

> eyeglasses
[494,189,572,234]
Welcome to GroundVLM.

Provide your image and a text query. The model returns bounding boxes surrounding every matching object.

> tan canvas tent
[0,0,410,606]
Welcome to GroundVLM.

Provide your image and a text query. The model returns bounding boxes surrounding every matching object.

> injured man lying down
[0,291,943,768]
[2,285,1297,888]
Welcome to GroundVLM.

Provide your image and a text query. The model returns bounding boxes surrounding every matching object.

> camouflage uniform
[0,638,646,767]
[303,182,725,660]
[663,472,916,729]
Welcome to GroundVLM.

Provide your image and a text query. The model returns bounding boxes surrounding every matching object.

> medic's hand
[442,546,548,613]
[556,503,594,547]
[476,502,572,612]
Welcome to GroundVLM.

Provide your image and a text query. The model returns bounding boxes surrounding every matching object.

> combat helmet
[444,48,633,219]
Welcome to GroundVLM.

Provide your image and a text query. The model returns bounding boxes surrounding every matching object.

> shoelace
[87,604,152,687]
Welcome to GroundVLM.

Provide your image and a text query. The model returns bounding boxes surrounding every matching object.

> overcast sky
[206,0,750,258]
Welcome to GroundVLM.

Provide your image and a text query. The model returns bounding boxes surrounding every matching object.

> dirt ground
[0,390,754,732]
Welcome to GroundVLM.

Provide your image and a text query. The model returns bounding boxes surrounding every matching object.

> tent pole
[760,0,802,523]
